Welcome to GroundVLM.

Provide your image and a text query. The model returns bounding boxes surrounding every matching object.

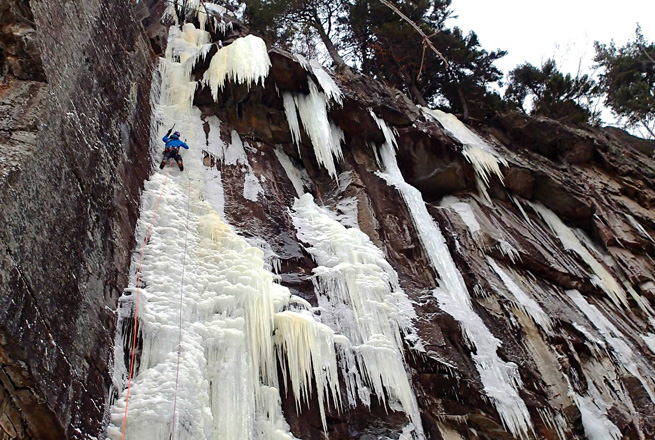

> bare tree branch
[639,45,655,65]
[378,0,449,68]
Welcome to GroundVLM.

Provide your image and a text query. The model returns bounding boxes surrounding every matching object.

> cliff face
[184,15,655,438]
[3,1,655,439]
[0,0,154,437]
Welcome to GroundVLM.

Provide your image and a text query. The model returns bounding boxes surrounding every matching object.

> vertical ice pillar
[374,114,533,439]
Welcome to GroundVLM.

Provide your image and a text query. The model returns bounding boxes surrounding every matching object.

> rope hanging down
[121,162,174,439]
[171,171,193,440]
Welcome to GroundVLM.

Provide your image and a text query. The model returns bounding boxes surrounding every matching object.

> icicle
[273,311,342,431]
[289,80,345,179]
[423,108,507,202]
[309,60,343,107]
[282,93,302,150]
[290,194,424,437]
[531,202,630,308]
[293,53,312,71]
[274,147,307,198]
[108,24,297,440]
[487,258,552,333]
[568,290,655,403]
[571,392,622,440]
[625,213,655,245]
[204,35,271,100]
[374,114,533,439]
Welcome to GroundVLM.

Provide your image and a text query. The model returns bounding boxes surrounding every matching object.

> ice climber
[160,129,189,171]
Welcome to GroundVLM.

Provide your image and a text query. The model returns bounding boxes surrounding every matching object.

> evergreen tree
[350,0,505,119]
[594,26,655,138]
[505,59,600,124]
[244,0,353,74]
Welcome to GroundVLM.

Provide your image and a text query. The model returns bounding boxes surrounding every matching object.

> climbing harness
[171,170,192,440]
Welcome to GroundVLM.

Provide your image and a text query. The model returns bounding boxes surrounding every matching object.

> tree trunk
[456,84,470,121]
[400,69,427,106]
[312,20,353,77]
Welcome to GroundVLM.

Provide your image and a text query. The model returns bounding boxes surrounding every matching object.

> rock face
[0,0,155,437]
[3,1,655,439]
[186,14,655,439]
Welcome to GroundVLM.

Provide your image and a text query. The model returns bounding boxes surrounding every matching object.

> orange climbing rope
[121,162,173,440]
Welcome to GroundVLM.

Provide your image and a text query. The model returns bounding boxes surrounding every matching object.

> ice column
[374,114,533,439]
[107,23,295,440]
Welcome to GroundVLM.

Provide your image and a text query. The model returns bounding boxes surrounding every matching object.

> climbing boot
[178,161,184,172]
[159,160,166,169]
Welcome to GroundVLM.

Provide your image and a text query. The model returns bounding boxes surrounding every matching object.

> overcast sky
[448,0,655,79]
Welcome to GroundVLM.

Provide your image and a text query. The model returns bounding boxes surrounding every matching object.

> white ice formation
[423,108,507,202]
[282,62,345,179]
[531,202,640,310]
[374,114,533,439]
[487,258,552,333]
[567,290,655,403]
[204,34,271,99]
[108,24,296,440]
[109,21,428,440]
[290,194,424,438]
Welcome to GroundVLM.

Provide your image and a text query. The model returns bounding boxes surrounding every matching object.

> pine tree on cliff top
[244,0,506,120]
[595,25,655,139]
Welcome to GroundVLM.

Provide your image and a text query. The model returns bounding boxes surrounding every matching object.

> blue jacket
[163,134,190,150]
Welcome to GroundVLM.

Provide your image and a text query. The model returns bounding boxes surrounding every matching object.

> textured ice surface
[204,34,271,100]
[571,392,622,440]
[374,115,533,439]
[291,194,424,438]
[273,311,341,431]
[108,25,295,440]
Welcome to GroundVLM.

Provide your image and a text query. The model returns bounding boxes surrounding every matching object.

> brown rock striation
[3,1,655,439]
[191,26,655,439]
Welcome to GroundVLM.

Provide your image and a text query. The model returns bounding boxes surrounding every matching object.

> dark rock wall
[2,0,655,438]
[0,0,154,437]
